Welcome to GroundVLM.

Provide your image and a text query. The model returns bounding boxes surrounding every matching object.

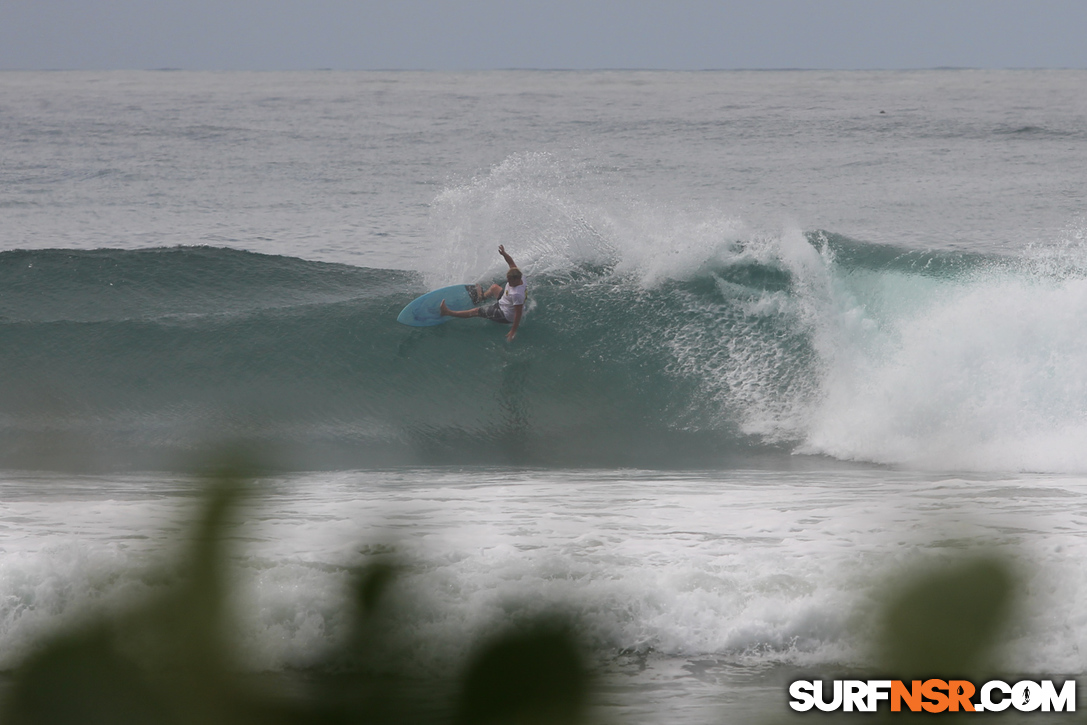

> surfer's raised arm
[498,246,525,341]
[499,245,516,269]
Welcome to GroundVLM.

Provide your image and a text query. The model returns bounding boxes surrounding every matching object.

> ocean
[1,70,1086,722]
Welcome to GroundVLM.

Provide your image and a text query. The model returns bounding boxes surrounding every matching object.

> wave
[2,239,1086,472]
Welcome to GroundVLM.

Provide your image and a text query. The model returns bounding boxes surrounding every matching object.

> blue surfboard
[396,284,481,326]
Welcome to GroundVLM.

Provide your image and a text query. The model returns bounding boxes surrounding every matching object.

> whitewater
[1,70,1086,722]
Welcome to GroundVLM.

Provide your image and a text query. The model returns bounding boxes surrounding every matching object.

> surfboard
[396,284,482,326]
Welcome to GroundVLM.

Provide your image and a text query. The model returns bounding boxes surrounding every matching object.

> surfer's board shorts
[478,303,511,324]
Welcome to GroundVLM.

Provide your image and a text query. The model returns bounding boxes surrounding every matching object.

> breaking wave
[2,235,1085,472]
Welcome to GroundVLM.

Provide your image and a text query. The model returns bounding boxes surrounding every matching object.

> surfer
[440,245,526,341]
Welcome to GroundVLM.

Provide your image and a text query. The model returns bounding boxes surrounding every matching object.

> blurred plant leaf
[455,618,589,725]
[877,554,1014,676]
[355,560,399,621]
[2,464,256,725]
[1,627,177,725]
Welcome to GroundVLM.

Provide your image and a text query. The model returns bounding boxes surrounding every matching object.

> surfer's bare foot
[439,299,450,316]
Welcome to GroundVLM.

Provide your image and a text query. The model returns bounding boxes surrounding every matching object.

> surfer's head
[506,267,523,284]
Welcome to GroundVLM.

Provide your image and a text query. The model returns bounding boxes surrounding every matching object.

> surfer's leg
[439,300,479,318]
[483,284,504,300]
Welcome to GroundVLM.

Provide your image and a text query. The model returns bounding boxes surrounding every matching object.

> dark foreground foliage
[1,469,591,725]
[1,466,1023,725]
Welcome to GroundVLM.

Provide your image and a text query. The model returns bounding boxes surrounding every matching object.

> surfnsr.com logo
[788,679,1076,713]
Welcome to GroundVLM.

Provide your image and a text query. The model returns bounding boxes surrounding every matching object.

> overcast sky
[2,0,1086,71]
